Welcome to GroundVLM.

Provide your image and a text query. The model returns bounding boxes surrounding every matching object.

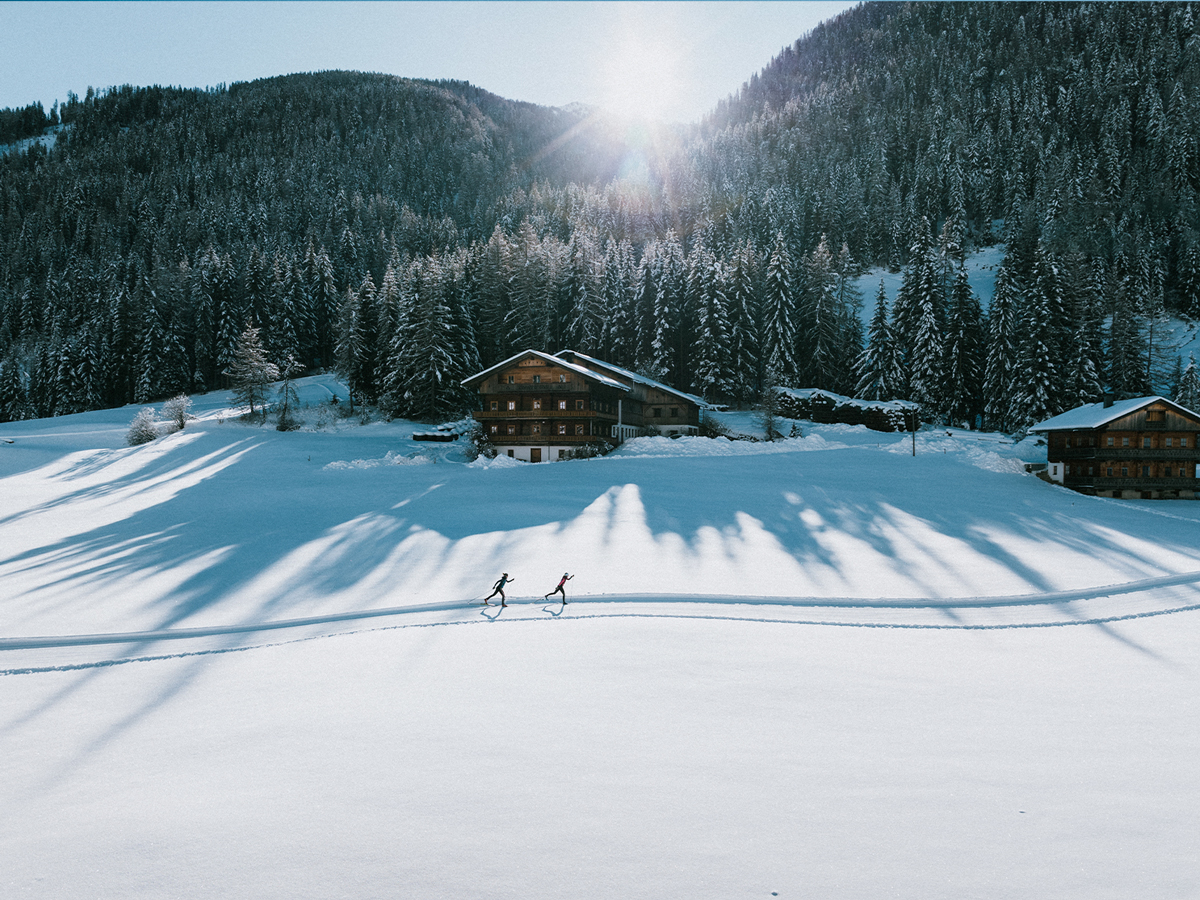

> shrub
[560,441,612,460]
[126,408,160,446]
[162,394,193,432]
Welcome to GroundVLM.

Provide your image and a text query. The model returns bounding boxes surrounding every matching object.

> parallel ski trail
[4,567,1200,656]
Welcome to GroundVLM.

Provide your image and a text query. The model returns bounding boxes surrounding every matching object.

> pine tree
[940,265,985,427]
[983,261,1021,432]
[1107,281,1150,399]
[650,230,687,387]
[394,255,464,420]
[830,241,864,395]
[336,273,378,404]
[600,239,635,365]
[303,242,339,368]
[690,244,733,402]
[1175,354,1200,412]
[726,239,761,404]
[226,322,279,417]
[761,231,797,384]
[855,281,900,401]
[797,235,839,389]
[0,355,27,422]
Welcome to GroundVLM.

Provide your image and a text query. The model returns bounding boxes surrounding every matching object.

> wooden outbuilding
[1030,396,1200,498]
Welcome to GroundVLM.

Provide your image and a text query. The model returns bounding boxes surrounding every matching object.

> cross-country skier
[544,572,574,605]
[483,573,513,607]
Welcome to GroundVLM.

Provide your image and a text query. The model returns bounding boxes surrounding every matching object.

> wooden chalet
[460,349,707,462]
[1030,396,1200,499]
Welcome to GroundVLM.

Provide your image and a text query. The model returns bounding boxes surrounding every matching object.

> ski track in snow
[5,572,1200,675]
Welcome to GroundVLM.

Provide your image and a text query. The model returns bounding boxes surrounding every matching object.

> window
[1165,466,1173,477]
[557,424,566,435]
[1166,437,1174,448]
[508,401,516,411]
[1065,436,1072,448]
[532,424,540,434]
[533,375,541,384]
[1122,437,1130,447]
[1107,467,1114,477]
[576,400,585,410]
[1183,437,1189,448]
[490,425,498,434]
[1143,465,1151,477]
[508,375,514,384]
[559,374,566,383]
[670,407,678,418]
[490,401,498,411]
[1121,467,1129,476]
[558,400,567,410]
[1143,437,1152,448]
[533,400,541,410]
[507,425,516,435]
[575,424,585,435]
[1107,436,1114,447]
[1088,466,1094,476]
[653,408,662,418]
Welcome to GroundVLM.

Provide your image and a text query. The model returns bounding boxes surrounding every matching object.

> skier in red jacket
[544,572,574,605]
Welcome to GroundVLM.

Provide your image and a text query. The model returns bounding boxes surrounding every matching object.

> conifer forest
[2,1,1199,430]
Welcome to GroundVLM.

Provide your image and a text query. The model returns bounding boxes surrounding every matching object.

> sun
[598,17,686,123]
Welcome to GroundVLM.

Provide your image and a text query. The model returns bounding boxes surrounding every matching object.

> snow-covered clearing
[3,375,1199,898]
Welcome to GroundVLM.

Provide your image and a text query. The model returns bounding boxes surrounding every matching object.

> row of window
[490,423,590,436]
[1060,434,1193,448]
[492,399,587,411]
[506,373,567,384]
[1066,463,1198,478]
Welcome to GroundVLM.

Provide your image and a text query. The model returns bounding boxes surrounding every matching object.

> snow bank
[611,433,848,458]
[324,450,435,470]
[467,454,525,469]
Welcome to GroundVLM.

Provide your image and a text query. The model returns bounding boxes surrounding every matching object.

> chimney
[1103,391,1114,408]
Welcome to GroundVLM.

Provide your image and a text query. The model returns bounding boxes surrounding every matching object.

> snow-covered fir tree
[855,281,901,401]
[761,231,797,384]
[982,261,1021,432]
[1175,353,1200,412]
[225,322,279,417]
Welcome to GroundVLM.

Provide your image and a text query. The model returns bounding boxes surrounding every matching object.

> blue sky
[2,1,857,123]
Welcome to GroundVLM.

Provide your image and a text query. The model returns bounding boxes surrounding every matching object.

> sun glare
[598,19,686,123]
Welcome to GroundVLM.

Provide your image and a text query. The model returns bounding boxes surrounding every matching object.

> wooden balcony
[1058,447,1198,461]
[475,408,615,419]
[1074,476,1198,489]
[483,434,613,446]
[484,382,577,392]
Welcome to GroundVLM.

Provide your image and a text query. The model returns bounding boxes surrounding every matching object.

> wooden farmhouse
[1030,396,1200,498]
[460,349,707,462]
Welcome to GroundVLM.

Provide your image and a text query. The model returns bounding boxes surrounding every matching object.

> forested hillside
[2,2,1200,432]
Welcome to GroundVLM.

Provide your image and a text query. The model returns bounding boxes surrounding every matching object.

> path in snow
[6,573,1200,676]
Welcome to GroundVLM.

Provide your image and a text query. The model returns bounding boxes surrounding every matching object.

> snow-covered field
[3,376,1199,899]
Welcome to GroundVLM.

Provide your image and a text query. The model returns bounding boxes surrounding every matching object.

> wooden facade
[461,350,706,462]
[1031,396,1200,499]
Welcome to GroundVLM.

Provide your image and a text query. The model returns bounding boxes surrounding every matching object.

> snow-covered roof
[555,351,712,408]
[777,387,920,412]
[461,349,629,391]
[1028,396,1200,431]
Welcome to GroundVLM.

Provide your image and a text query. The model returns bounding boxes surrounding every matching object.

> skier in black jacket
[483,573,513,607]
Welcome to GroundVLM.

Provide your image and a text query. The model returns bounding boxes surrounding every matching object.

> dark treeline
[2,2,1200,431]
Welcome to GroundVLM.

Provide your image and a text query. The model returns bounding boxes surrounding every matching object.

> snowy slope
[2,376,1199,899]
